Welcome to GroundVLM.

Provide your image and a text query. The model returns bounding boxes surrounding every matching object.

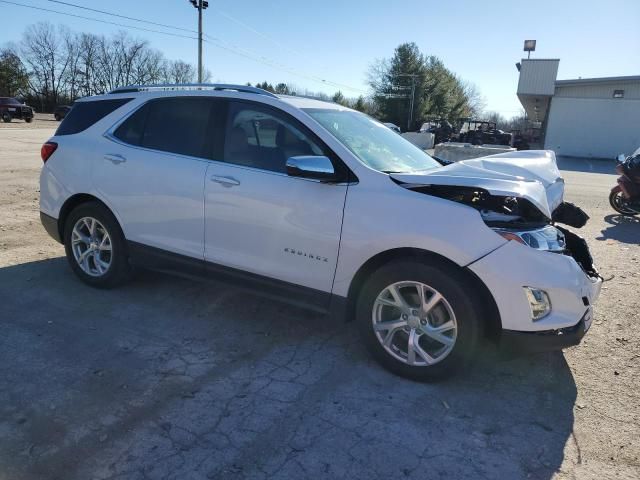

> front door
[204,100,348,296]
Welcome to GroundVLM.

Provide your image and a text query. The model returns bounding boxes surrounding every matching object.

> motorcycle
[609,149,640,216]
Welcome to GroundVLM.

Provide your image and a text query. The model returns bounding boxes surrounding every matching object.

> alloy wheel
[71,217,113,277]
[372,281,457,366]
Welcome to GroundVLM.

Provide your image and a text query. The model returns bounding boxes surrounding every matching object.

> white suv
[39,84,602,380]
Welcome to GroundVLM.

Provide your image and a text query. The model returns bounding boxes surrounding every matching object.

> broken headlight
[493,225,566,253]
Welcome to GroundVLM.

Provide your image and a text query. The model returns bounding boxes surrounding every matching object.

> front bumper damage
[468,230,602,351]
[500,309,593,353]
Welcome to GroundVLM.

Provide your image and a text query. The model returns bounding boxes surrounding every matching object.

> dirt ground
[0,117,638,480]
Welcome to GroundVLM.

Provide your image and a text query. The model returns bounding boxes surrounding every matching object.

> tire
[609,187,637,216]
[356,259,481,381]
[25,117,33,123]
[2,112,11,123]
[63,202,131,288]
[54,114,60,121]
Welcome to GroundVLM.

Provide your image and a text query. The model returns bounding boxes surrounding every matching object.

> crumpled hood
[390,150,564,219]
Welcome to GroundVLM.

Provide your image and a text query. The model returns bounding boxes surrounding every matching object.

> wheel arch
[343,247,502,340]
[57,193,120,240]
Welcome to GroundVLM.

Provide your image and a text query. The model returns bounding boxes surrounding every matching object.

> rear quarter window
[56,98,132,136]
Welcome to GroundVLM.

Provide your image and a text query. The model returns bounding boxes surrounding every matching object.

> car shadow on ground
[596,214,640,244]
[0,257,578,480]
[556,156,616,175]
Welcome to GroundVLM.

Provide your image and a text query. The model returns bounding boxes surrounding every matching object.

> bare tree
[461,81,486,118]
[164,60,196,84]
[21,22,71,109]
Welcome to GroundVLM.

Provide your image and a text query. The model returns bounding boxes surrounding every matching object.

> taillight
[41,142,58,163]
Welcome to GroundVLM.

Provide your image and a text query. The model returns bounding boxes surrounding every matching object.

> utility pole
[189,0,209,83]
[394,73,420,131]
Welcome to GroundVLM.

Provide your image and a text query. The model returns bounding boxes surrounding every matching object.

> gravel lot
[1,118,638,480]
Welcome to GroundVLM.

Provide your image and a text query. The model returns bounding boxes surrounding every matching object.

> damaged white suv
[39,84,602,380]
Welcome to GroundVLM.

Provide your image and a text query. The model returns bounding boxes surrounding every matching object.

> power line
[4,0,367,94]
[203,34,367,93]
[214,10,308,63]
[0,0,198,40]
[209,10,366,93]
[46,0,197,34]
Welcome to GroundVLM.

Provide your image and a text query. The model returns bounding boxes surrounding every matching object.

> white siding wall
[544,96,640,158]
[555,82,640,99]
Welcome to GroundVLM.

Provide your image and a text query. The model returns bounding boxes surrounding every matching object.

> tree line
[249,81,376,115]
[1,24,502,130]
[0,22,209,112]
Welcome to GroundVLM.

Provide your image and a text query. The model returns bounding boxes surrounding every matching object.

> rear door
[96,97,214,259]
[203,100,348,298]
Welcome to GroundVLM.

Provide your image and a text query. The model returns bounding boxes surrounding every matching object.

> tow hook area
[500,308,592,354]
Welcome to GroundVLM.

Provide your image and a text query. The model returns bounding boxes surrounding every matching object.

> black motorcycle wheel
[609,189,637,216]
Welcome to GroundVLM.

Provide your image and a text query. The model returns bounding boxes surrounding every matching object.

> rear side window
[56,98,132,136]
[140,98,212,157]
[113,98,214,158]
[114,103,150,146]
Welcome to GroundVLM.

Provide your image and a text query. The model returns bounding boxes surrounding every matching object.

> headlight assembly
[493,225,566,253]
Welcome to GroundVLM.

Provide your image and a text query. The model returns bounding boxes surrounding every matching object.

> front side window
[223,102,325,173]
[304,108,441,174]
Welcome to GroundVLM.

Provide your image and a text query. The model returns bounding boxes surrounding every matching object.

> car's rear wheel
[63,202,131,288]
[2,112,11,123]
[54,114,60,121]
[356,259,481,381]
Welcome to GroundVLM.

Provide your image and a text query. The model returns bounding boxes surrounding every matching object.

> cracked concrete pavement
[0,120,638,479]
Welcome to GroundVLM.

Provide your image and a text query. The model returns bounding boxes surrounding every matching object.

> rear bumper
[40,211,62,243]
[500,308,593,353]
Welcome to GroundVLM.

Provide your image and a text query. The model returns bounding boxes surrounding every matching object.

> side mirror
[617,154,626,162]
[286,156,336,181]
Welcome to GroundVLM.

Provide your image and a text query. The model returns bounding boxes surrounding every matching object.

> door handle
[104,153,127,165]
[210,175,240,187]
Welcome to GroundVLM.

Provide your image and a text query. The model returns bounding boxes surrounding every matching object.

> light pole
[189,0,209,83]
[394,74,420,131]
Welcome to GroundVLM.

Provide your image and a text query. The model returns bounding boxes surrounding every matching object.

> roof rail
[108,83,278,98]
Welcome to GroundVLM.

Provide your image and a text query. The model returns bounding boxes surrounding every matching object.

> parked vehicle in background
[383,122,401,133]
[456,120,512,146]
[54,105,72,121]
[420,119,455,145]
[610,149,640,215]
[510,129,531,150]
[0,97,34,123]
[39,84,601,381]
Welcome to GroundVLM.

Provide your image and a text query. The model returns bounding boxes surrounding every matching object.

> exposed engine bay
[398,182,599,278]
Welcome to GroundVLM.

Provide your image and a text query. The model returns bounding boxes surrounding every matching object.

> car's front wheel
[356,259,481,381]
[25,117,33,123]
[63,202,131,288]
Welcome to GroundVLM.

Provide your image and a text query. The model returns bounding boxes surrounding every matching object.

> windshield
[304,108,441,173]
[0,97,22,105]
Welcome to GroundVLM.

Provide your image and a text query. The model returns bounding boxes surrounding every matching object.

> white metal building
[517,59,640,159]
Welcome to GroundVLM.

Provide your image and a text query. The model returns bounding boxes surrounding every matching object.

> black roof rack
[108,83,278,98]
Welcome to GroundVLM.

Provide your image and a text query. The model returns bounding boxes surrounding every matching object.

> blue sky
[1,0,639,117]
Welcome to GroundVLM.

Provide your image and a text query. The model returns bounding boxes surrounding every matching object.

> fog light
[524,287,551,320]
